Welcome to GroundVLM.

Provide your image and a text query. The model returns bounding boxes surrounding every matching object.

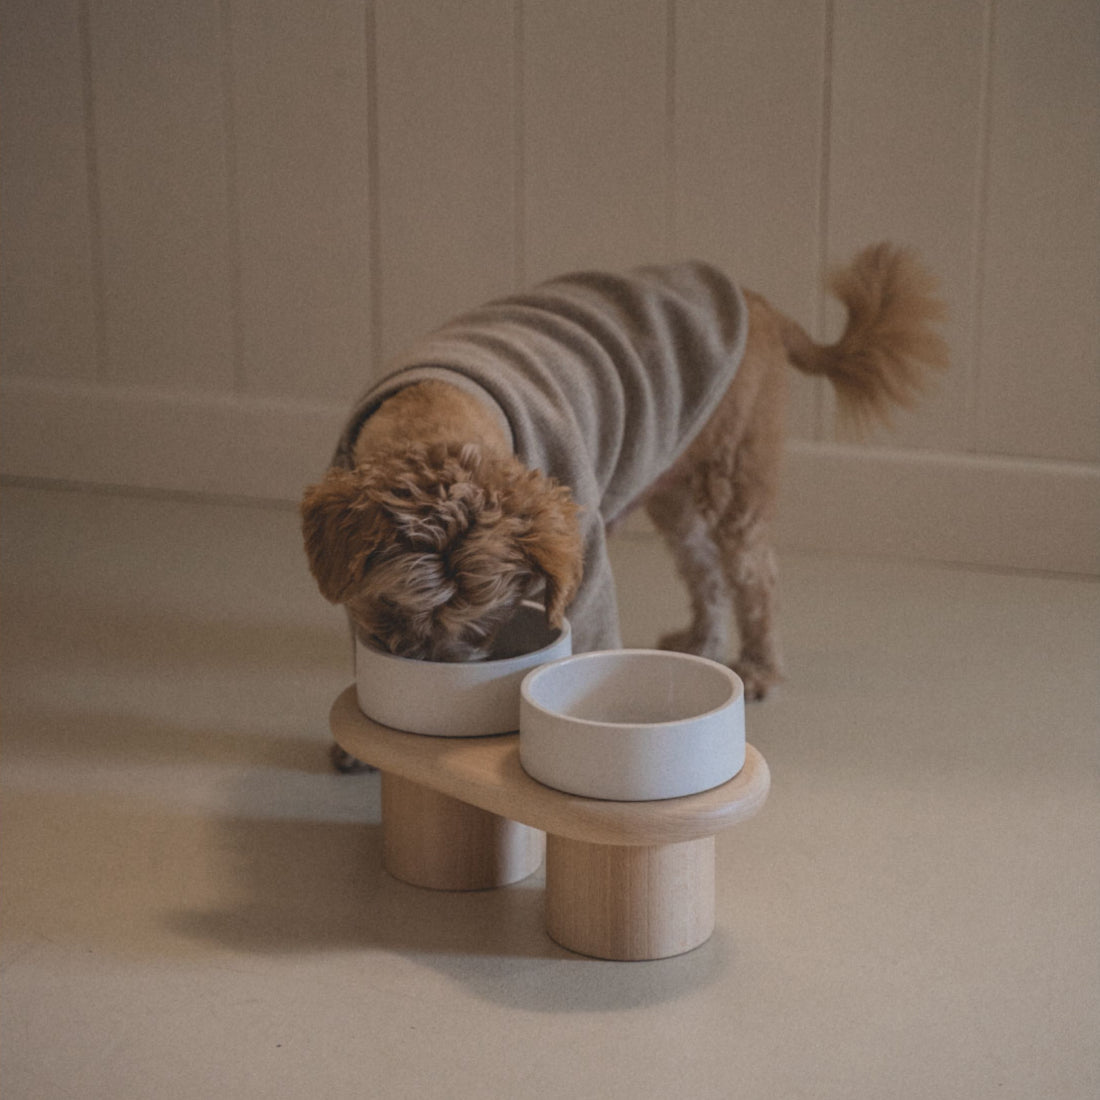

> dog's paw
[329,742,376,774]
[731,657,782,702]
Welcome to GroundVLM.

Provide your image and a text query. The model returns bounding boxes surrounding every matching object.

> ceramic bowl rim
[520,648,743,731]
[355,600,570,674]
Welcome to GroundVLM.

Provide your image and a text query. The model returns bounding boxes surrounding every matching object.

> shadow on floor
[171,799,731,1012]
[167,759,731,1011]
[4,689,729,1012]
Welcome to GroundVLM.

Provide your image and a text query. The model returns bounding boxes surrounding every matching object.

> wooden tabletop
[330,686,770,846]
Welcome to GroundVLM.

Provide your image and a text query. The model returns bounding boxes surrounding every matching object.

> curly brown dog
[303,243,946,765]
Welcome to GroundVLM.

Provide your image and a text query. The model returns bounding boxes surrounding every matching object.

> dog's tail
[778,242,948,431]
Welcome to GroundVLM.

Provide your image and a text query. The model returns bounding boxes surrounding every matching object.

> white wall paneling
[672,0,829,440]
[374,0,518,363]
[86,0,236,390]
[2,0,1097,573]
[976,0,1100,462]
[0,376,344,501]
[229,0,373,403]
[827,0,989,452]
[777,440,1099,577]
[522,0,670,280]
[0,0,100,381]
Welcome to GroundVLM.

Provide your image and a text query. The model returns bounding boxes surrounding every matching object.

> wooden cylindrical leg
[544,834,716,960]
[381,772,545,891]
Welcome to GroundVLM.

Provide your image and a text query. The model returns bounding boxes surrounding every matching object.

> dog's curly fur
[303,432,581,661]
[303,243,946,751]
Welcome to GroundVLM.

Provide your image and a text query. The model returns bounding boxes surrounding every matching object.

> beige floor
[1,482,1097,1099]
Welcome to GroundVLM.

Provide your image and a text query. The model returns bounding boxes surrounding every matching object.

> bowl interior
[357,601,563,670]
[525,651,736,726]
[484,602,560,661]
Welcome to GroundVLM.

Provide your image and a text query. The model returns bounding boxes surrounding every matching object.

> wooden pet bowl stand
[330,686,770,961]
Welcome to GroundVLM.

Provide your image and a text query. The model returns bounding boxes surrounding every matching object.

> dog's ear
[506,470,583,627]
[300,467,388,604]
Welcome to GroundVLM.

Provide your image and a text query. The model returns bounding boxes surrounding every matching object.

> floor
[1,482,1097,1100]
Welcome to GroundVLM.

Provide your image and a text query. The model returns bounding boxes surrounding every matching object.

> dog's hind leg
[644,473,732,664]
[715,511,783,701]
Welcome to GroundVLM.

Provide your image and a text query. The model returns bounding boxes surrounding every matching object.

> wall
[2,0,1097,572]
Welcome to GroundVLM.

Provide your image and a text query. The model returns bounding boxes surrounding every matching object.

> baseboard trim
[1,377,345,502]
[773,440,1099,575]
[3,377,1097,574]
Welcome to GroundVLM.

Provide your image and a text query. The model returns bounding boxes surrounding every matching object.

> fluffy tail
[779,243,948,431]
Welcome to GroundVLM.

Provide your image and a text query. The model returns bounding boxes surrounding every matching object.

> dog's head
[300,442,582,661]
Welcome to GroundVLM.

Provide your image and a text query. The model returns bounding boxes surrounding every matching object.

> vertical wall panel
[374,0,518,363]
[0,0,98,380]
[88,0,234,390]
[523,0,669,281]
[673,0,828,440]
[230,0,372,403]
[977,0,1099,462]
[827,1,987,450]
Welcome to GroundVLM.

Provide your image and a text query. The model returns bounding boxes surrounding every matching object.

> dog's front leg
[331,611,375,773]
[330,742,375,774]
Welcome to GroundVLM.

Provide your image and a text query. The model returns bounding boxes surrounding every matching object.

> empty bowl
[519,650,745,801]
[355,601,572,736]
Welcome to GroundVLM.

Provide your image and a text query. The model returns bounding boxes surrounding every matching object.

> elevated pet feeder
[332,631,769,960]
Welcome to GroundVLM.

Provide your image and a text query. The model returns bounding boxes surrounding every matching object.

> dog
[302,244,946,770]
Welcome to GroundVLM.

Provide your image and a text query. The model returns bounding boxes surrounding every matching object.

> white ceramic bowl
[355,602,572,737]
[519,650,745,801]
